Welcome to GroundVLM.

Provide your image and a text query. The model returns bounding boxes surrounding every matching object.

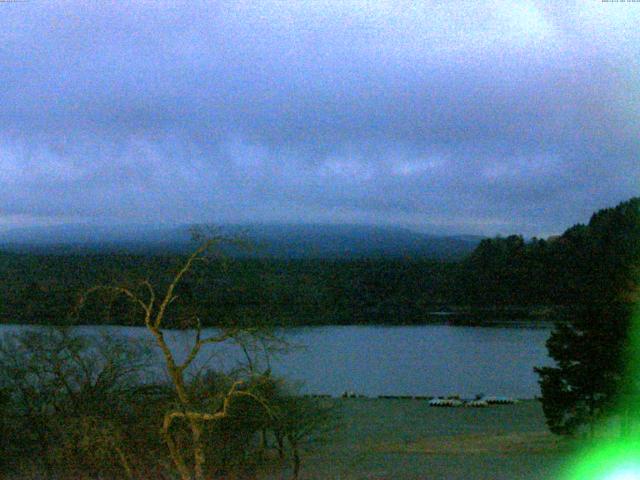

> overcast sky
[1,1,639,236]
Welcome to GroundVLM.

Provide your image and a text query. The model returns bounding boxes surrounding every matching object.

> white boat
[429,397,463,407]
[465,399,489,407]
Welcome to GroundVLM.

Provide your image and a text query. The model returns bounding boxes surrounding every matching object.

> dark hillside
[0,224,480,260]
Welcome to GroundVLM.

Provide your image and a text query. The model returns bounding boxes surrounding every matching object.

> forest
[0,197,638,327]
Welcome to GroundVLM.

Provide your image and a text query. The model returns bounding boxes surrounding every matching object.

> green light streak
[562,439,640,479]
[562,302,640,479]
[605,467,640,480]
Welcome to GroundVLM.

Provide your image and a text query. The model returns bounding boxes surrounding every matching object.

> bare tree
[270,392,334,480]
[80,236,272,480]
[0,326,153,478]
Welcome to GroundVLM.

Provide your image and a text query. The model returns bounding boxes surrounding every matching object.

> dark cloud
[0,1,638,236]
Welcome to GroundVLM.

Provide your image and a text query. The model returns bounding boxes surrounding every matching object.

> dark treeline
[460,196,640,306]
[0,254,459,326]
[1,197,638,326]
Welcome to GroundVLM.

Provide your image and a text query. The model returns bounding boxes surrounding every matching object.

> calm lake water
[0,324,553,399]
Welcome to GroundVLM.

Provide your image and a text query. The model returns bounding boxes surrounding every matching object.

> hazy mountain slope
[0,224,482,259]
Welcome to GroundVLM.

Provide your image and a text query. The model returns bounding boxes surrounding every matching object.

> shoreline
[290,397,569,479]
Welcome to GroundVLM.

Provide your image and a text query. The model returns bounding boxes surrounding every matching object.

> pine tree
[535,303,632,435]
[535,198,640,436]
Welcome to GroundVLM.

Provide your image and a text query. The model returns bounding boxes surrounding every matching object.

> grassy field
[279,398,576,480]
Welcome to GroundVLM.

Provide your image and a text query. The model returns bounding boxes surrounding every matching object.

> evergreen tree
[535,198,640,435]
[535,303,632,435]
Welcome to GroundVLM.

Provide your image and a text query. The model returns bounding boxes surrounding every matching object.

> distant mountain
[0,223,482,260]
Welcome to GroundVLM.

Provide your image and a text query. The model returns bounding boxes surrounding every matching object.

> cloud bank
[1,1,639,236]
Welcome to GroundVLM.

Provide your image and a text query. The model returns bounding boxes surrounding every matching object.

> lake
[0,324,553,399]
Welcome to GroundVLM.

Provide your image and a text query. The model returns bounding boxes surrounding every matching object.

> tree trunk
[620,401,631,438]
[276,432,284,460]
[192,421,206,480]
[291,443,300,480]
[162,412,192,480]
[261,428,268,450]
[588,395,595,439]
[114,444,134,480]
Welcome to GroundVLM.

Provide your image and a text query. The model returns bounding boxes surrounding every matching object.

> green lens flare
[562,304,640,480]
[604,467,640,480]
[563,440,640,479]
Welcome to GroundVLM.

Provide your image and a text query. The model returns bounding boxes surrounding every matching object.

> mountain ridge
[0,223,483,260]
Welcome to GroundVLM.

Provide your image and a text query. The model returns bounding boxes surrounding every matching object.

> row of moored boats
[335,391,518,406]
[428,396,517,407]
